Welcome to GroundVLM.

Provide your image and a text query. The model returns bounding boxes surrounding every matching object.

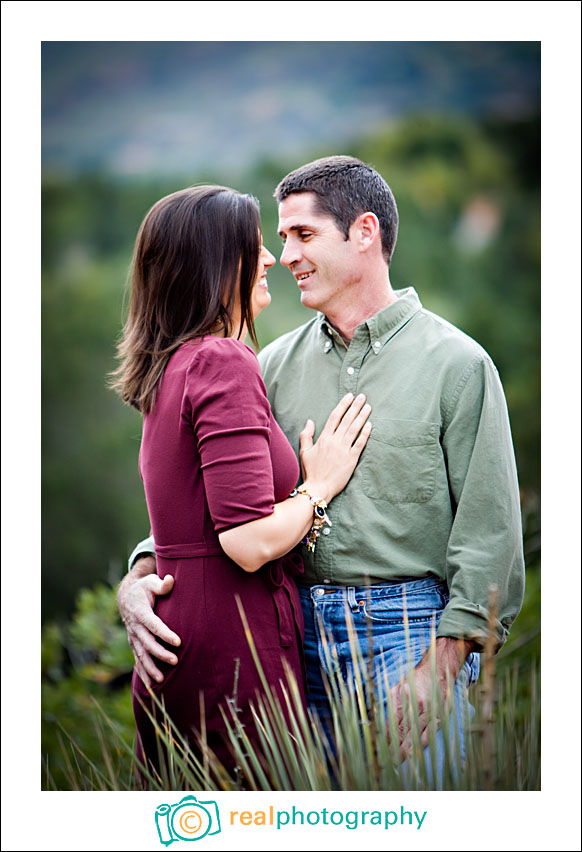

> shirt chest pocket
[361,419,440,503]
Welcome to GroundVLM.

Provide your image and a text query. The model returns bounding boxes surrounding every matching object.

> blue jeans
[298,578,480,788]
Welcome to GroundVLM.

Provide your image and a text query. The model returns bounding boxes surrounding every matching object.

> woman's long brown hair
[110,185,261,413]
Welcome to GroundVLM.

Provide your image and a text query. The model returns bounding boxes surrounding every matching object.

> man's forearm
[118,555,155,612]
[417,636,475,685]
[127,535,156,573]
[128,554,157,580]
[118,555,156,600]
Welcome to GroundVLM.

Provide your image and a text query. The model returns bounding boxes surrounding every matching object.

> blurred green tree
[42,114,539,621]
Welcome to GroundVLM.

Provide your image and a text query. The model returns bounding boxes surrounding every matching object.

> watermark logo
[155,795,221,845]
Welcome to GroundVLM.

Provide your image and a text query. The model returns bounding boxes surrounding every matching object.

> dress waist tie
[154,542,305,655]
[154,541,224,559]
[265,552,305,683]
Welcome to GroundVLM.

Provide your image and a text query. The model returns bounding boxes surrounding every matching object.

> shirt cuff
[127,535,155,571]
[436,598,509,652]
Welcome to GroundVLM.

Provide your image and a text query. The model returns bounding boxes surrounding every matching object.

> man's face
[277,192,362,315]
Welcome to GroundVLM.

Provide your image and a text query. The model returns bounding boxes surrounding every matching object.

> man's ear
[354,211,380,252]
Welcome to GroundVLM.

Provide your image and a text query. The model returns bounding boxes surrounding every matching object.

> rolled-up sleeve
[127,534,156,571]
[437,355,525,650]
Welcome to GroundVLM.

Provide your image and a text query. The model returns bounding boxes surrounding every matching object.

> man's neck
[325,278,399,345]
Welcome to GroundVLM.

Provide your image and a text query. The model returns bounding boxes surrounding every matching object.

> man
[118,156,524,762]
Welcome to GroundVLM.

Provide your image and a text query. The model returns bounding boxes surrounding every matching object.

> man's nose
[280,239,301,268]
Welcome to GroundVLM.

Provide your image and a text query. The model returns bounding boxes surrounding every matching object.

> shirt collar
[318,287,422,353]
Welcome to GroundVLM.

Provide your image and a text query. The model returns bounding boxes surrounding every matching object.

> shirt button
[315,588,325,596]
[374,341,381,349]
[325,343,332,352]
[347,366,355,375]
[323,579,331,584]
[322,527,331,535]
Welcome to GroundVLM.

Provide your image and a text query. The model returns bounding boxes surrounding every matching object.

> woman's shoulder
[180,336,258,362]
[180,337,270,417]
[178,337,261,380]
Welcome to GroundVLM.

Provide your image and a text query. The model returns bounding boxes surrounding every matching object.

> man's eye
[299,232,312,240]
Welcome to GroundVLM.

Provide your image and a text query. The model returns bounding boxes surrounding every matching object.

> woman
[112,185,371,776]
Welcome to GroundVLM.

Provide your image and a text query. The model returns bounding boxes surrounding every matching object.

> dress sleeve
[183,339,276,534]
[437,354,525,650]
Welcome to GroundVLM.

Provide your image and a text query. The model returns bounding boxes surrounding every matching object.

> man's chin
[300,291,322,311]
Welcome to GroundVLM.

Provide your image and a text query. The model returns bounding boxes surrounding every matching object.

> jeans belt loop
[347,586,359,613]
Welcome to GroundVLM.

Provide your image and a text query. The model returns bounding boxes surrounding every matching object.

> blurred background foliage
[41,43,540,787]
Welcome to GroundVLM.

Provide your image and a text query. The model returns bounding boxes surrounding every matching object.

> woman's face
[251,239,276,317]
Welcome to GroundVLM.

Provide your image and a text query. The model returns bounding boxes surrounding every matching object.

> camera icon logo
[155,795,221,845]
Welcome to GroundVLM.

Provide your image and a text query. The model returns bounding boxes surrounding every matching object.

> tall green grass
[44,596,540,792]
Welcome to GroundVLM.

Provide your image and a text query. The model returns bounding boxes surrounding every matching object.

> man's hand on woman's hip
[116,556,181,688]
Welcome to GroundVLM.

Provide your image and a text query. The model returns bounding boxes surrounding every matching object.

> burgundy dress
[132,337,305,773]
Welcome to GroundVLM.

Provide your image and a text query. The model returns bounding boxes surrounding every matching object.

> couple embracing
[112,155,524,783]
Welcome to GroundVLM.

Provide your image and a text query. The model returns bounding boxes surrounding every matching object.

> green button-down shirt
[257,287,524,650]
[130,288,524,650]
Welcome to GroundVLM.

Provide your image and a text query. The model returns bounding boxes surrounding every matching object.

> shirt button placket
[344,363,358,394]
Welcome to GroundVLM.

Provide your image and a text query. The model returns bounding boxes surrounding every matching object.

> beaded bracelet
[290,486,332,553]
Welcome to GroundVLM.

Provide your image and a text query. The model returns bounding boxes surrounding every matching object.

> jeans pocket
[467,652,480,686]
[361,587,447,625]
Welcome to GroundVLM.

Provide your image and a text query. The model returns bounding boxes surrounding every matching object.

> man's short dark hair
[274,155,399,264]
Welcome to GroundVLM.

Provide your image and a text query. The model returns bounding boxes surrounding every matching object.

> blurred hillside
[42,113,540,621]
[42,42,540,178]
